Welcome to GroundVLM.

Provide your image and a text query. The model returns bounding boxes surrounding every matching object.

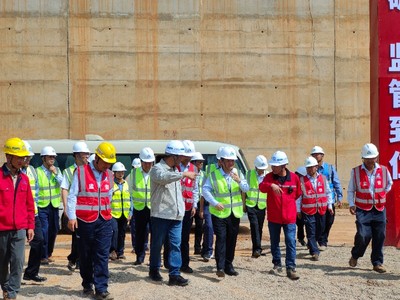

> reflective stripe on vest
[65,165,75,185]
[354,165,387,211]
[208,170,243,218]
[131,168,151,211]
[178,163,196,211]
[36,166,61,208]
[300,175,328,215]
[111,181,131,218]
[26,165,38,215]
[76,165,112,223]
[245,169,267,209]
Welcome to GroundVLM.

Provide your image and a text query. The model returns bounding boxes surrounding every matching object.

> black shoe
[216,269,225,277]
[82,288,94,297]
[168,275,188,286]
[23,274,47,282]
[67,261,76,271]
[40,258,49,265]
[133,260,143,266]
[94,291,114,300]
[180,266,193,274]
[298,239,307,247]
[224,268,239,276]
[201,254,211,262]
[252,250,261,258]
[149,270,163,282]
[194,249,202,255]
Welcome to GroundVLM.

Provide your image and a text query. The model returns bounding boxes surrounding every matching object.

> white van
[26,135,249,231]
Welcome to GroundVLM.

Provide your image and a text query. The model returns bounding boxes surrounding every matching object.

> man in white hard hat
[127,147,155,265]
[242,155,268,258]
[310,145,343,251]
[203,147,249,278]
[259,151,301,280]
[348,143,392,273]
[296,157,333,262]
[61,141,90,272]
[148,140,197,286]
[36,146,63,265]
[109,162,131,261]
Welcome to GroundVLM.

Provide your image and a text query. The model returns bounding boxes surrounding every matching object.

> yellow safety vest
[26,165,38,215]
[245,169,267,209]
[64,164,76,186]
[111,181,131,218]
[130,168,151,211]
[36,166,61,208]
[208,170,243,219]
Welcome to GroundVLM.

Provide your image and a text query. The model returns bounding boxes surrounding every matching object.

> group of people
[0,137,393,300]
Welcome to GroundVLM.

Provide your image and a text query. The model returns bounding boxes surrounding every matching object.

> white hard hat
[310,146,325,155]
[139,147,155,162]
[304,156,318,168]
[40,146,57,157]
[72,141,90,153]
[361,143,379,158]
[216,146,225,160]
[191,152,205,161]
[165,140,185,155]
[269,151,289,166]
[132,158,141,168]
[88,153,95,163]
[296,166,307,176]
[254,155,268,170]
[112,162,127,172]
[182,140,196,157]
[220,146,237,160]
[22,140,35,157]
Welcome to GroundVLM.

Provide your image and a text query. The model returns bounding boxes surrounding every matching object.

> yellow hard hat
[95,142,116,163]
[4,137,30,157]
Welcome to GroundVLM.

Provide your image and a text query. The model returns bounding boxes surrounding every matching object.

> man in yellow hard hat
[0,137,35,300]
[67,142,116,300]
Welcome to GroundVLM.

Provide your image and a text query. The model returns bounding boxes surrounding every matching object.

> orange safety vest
[300,175,328,216]
[177,163,196,211]
[354,165,387,211]
[76,165,113,223]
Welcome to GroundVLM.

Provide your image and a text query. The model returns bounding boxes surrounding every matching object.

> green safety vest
[64,164,76,186]
[245,169,267,209]
[111,181,131,219]
[208,170,243,219]
[26,165,38,214]
[130,168,151,211]
[36,166,61,208]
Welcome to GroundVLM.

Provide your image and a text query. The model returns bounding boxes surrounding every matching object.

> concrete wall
[0,0,370,196]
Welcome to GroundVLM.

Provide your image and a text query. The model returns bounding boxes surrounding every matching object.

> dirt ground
[17,209,400,300]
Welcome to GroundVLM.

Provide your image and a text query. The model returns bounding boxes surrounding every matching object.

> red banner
[374,0,400,246]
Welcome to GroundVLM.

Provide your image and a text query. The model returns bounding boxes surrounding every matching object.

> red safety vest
[177,163,195,211]
[76,165,113,222]
[300,175,328,216]
[353,165,387,211]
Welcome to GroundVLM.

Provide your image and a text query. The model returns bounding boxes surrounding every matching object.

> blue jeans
[201,205,214,257]
[149,217,182,276]
[303,213,325,255]
[268,221,296,270]
[77,217,112,293]
[351,207,386,266]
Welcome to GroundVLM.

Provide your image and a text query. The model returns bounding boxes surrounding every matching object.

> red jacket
[0,164,35,231]
[259,170,301,224]
[177,163,196,211]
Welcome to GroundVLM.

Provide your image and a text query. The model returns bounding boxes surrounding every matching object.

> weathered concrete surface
[0,0,370,194]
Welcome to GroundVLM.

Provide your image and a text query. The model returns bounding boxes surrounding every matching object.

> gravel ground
[16,210,400,300]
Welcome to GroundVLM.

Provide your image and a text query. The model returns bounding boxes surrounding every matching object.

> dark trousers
[303,212,326,255]
[77,217,112,294]
[67,231,79,264]
[201,205,214,257]
[318,205,336,246]
[212,214,240,271]
[247,206,266,253]
[38,205,59,259]
[134,207,151,263]
[194,209,204,254]
[24,216,44,277]
[296,215,305,241]
[351,207,386,266]
[181,210,193,268]
[111,216,128,256]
